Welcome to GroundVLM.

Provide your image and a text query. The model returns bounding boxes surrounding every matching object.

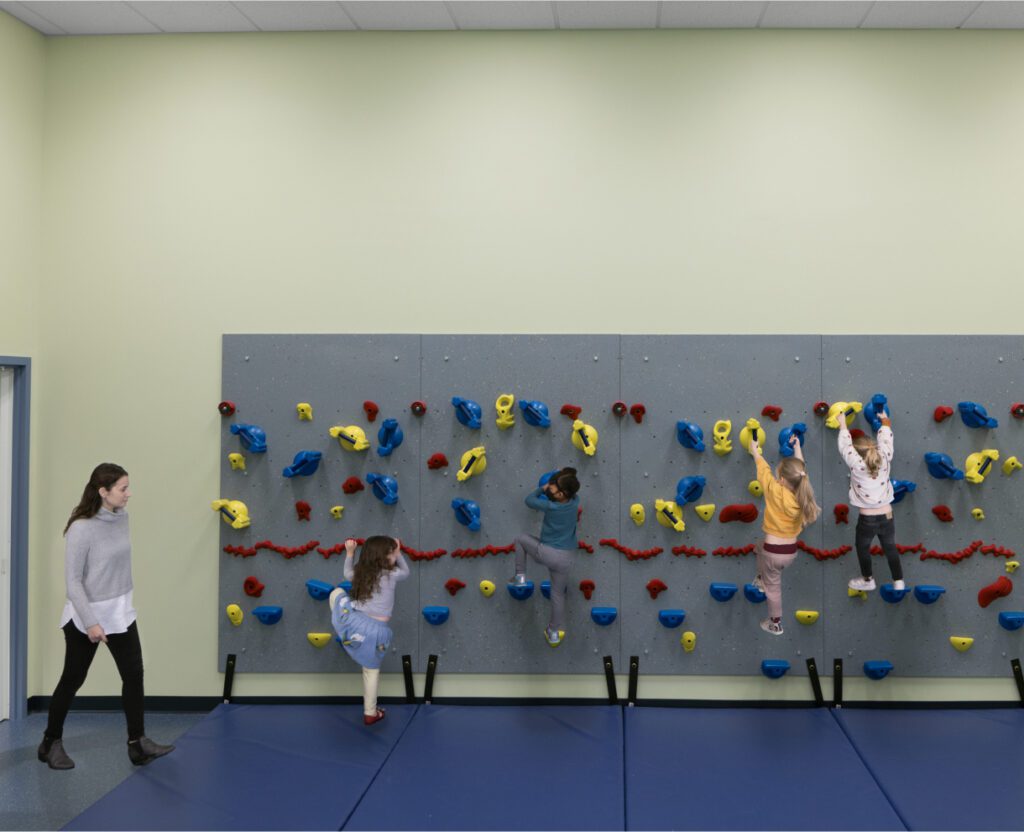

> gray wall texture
[219,335,1023,678]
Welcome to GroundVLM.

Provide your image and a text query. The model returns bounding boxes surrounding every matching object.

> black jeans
[46,620,145,741]
[854,513,902,582]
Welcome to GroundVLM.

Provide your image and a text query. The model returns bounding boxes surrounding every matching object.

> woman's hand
[87,624,107,644]
[344,538,357,557]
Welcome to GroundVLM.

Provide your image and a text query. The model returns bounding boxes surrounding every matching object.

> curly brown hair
[350,536,399,603]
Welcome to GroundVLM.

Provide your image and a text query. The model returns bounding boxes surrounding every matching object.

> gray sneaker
[128,736,175,766]
[509,574,527,587]
[37,737,75,770]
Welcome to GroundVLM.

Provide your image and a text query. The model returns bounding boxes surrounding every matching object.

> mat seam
[829,708,911,832]
[338,703,422,831]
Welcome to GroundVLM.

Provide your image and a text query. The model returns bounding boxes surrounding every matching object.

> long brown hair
[64,463,128,535]
[853,435,883,477]
[350,536,399,603]
[777,458,821,526]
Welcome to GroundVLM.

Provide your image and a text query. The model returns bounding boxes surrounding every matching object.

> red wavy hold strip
[450,544,516,559]
[797,540,852,561]
[711,544,757,557]
[672,545,707,558]
[402,545,447,562]
[224,540,321,560]
[866,539,1014,564]
[578,540,595,554]
[599,538,663,561]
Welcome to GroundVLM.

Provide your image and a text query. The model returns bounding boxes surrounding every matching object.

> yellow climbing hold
[1003,456,1022,476]
[712,420,733,456]
[296,402,313,421]
[495,394,516,430]
[825,401,863,429]
[681,631,697,652]
[694,503,716,522]
[1006,561,1020,574]
[971,508,985,521]
[654,499,686,532]
[739,418,765,452]
[479,580,496,597]
[794,610,820,625]
[228,452,246,471]
[329,425,370,452]
[748,480,764,498]
[965,449,1000,484]
[457,446,487,482]
[630,504,646,526]
[949,636,974,652]
[571,419,599,457]
[226,604,243,626]
[212,499,251,530]
[848,587,868,600]
[307,633,332,648]
[330,505,344,520]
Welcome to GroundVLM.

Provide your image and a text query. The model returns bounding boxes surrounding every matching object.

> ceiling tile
[556,1,659,28]
[761,1,873,27]
[234,2,357,31]
[0,1,67,33]
[659,1,767,28]
[19,1,159,34]
[861,1,978,28]
[449,1,556,29]
[341,1,457,30]
[960,0,1024,28]
[129,1,258,32]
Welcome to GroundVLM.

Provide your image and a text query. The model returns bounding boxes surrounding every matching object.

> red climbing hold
[813,401,829,417]
[934,406,954,423]
[1011,403,1024,420]
[362,401,379,422]
[560,403,582,420]
[629,403,646,424]
[444,578,467,596]
[719,504,759,524]
[612,401,628,417]
[426,453,449,470]
[646,579,668,600]
[761,405,783,422]
[410,400,427,417]
[342,476,365,494]
[978,575,1013,608]
[243,576,264,597]
[931,505,953,523]
[834,504,849,525]
[295,501,312,521]
[579,579,595,600]
[218,400,236,417]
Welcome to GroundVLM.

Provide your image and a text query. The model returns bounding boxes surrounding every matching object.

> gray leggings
[514,534,573,630]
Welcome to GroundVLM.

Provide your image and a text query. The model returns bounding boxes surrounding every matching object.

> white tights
[362,667,380,716]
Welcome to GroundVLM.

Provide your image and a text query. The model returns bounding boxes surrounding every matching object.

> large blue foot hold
[998,612,1024,631]
[879,584,911,604]
[743,583,767,604]
[507,581,535,601]
[864,660,894,680]
[913,585,946,604]
[422,606,450,625]
[305,579,334,601]
[761,659,790,679]
[709,582,738,602]
[658,609,686,628]
[252,606,283,625]
[591,607,618,626]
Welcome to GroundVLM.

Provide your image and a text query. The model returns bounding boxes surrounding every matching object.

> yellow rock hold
[495,394,516,430]
[630,504,646,526]
[329,425,370,452]
[794,610,820,625]
[965,449,999,484]
[748,480,764,498]
[296,402,313,421]
[226,604,243,626]
[571,419,599,457]
[694,503,716,522]
[330,505,344,520]
[212,499,251,530]
[479,580,496,597]
[712,420,733,456]
[654,499,686,533]
[971,508,985,521]
[848,587,868,600]
[457,446,487,482]
[228,452,246,471]
[1003,456,1022,476]
[826,401,863,429]
[949,636,974,652]
[739,418,765,452]
[681,631,697,652]
[1006,561,1020,574]
[307,633,332,648]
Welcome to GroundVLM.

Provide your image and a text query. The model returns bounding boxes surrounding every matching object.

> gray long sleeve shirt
[344,553,410,619]
[64,508,133,629]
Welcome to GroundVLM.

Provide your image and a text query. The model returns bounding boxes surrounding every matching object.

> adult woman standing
[38,463,174,769]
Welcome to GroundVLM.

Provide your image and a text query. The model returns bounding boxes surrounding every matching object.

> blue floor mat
[833,708,1024,831]
[342,704,625,830]
[63,703,417,831]
[624,707,906,831]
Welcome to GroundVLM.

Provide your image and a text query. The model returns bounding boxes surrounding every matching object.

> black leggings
[46,620,145,741]
[854,513,903,582]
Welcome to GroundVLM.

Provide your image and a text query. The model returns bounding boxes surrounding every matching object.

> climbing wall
[219,334,1024,679]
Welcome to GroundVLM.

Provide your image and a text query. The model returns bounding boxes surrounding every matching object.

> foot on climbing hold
[545,628,565,647]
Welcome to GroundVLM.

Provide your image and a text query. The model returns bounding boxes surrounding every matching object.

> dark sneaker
[38,737,75,770]
[128,736,175,766]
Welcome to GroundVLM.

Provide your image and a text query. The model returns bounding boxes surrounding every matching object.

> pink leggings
[756,542,798,620]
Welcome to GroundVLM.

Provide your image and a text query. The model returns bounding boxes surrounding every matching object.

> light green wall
[26,28,1024,700]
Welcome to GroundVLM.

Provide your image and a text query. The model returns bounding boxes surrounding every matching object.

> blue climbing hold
[507,581,535,601]
[422,606,450,625]
[864,394,890,434]
[890,479,917,504]
[761,659,790,679]
[305,579,334,601]
[675,475,707,506]
[519,400,551,428]
[376,418,404,457]
[366,473,399,505]
[676,421,705,452]
[924,452,965,481]
[998,612,1024,631]
[743,583,767,604]
[337,580,352,592]
[451,397,483,429]
[880,584,910,604]
[230,423,267,453]
[958,401,998,430]
[591,607,618,626]
[252,606,283,625]
[657,609,686,628]
[451,498,481,531]
[863,660,894,680]
[913,585,946,605]
[282,449,322,478]
[778,422,807,458]
[540,580,568,600]
[709,582,738,602]
[538,469,560,488]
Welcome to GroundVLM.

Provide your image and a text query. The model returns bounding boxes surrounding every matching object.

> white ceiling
[4,0,1024,35]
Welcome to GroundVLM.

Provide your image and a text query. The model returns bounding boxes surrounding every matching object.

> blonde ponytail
[853,435,882,477]
[777,458,821,526]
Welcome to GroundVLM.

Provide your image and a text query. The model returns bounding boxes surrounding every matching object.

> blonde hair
[853,435,882,478]
[777,458,821,526]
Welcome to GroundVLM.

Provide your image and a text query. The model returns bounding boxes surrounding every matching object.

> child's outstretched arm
[877,415,894,461]
[392,552,411,581]
[789,433,805,462]
[749,435,774,494]
[343,537,357,580]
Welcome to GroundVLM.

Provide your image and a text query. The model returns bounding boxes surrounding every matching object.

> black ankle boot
[127,736,175,766]
[37,736,75,770]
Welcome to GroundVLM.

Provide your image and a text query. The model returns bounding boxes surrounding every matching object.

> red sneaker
[363,708,386,726]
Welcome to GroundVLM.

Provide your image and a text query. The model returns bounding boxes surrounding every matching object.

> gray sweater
[65,508,133,629]
[344,553,410,619]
